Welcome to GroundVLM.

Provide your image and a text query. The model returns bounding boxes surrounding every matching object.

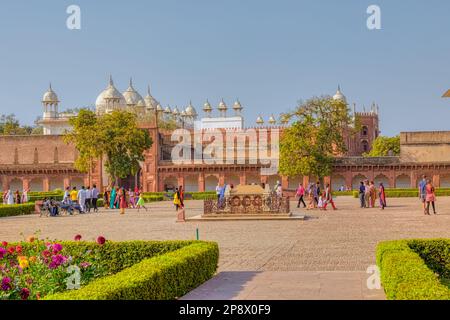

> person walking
[418,175,427,213]
[173,187,181,211]
[119,187,127,215]
[364,180,371,208]
[178,185,184,209]
[425,179,437,215]
[91,184,99,213]
[109,187,117,209]
[307,184,315,210]
[63,186,70,203]
[136,192,147,212]
[296,183,306,208]
[323,184,337,210]
[369,181,377,208]
[21,188,29,203]
[103,188,110,209]
[85,186,92,213]
[77,186,86,213]
[6,189,14,205]
[216,183,221,201]
[379,182,386,210]
[359,181,366,208]
[14,190,21,204]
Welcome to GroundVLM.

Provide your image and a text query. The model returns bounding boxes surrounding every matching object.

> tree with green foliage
[0,114,35,135]
[364,135,400,157]
[279,96,356,183]
[64,109,152,185]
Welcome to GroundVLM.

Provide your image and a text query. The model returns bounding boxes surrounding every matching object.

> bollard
[196,227,199,240]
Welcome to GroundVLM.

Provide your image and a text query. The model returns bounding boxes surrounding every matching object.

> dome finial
[129,77,133,88]
[147,84,151,95]
[109,75,114,86]
[49,82,52,90]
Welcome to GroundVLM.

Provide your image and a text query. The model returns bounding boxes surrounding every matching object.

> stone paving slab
[181,271,385,300]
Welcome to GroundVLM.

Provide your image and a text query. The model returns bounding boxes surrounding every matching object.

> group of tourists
[418,175,437,215]
[64,185,100,214]
[358,181,387,210]
[296,182,337,211]
[104,186,147,214]
[2,188,29,205]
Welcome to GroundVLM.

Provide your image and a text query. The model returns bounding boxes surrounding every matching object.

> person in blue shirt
[418,175,427,212]
[359,181,366,208]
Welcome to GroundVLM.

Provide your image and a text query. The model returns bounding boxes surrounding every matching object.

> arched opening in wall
[246,173,260,185]
[9,178,23,192]
[331,175,345,191]
[361,126,368,136]
[163,176,177,192]
[184,175,199,192]
[440,175,450,188]
[288,176,302,190]
[352,174,368,190]
[30,178,43,192]
[361,140,369,153]
[395,174,410,189]
[267,175,281,190]
[70,178,84,189]
[205,175,218,191]
[225,174,240,188]
[49,177,64,191]
[374,174,390,188]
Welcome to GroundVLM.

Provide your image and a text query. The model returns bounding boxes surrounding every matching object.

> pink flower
[52,243,63,253]
[49,254,67,269]
[0,247,6,259]
[74,234,82,241]
[16,245,22,254]
[20,288,30,300]
[1,277,11,291]
[7,247,15,254]
[96,236,106,245]
[80,262,91,268]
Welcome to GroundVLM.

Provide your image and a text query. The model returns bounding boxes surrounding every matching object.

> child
[318,192,325,210]
[136,192,148,212]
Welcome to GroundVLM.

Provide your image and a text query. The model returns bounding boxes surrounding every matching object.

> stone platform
[187,213,305,221]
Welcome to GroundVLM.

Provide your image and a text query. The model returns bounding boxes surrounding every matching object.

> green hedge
[0,203,36,217]
[45,241,219,300]
[142,195,164,202]
[377,239,450,300]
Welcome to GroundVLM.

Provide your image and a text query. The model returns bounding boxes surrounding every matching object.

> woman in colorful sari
[119,188,127,215]
[109,186,116,209]
[369,181,377,208]
[173,187,181,211]
[378,183,386,210]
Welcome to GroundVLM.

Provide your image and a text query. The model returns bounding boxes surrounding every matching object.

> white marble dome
[42,84,59,104]
[185,102,197,117]
[333,85,347,102]
[95,76,127,114]
[122,78,143,106]
[144,85,158,111]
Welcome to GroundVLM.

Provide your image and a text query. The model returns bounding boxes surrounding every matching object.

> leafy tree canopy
[64,109,153,183]
[0,114,37,135]
[279,96,356,181]
[364,135,400,157]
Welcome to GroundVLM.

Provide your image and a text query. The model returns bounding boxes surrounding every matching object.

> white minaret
[42,83,59,119]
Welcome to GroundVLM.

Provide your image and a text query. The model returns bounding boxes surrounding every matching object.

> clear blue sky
[0,0,449,136]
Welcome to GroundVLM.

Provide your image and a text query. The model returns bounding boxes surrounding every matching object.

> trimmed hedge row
[376,239,450,300]
[45,241,219,300]
[0,203,36,217]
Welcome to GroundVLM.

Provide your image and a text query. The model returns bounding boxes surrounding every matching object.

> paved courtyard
[1,196,449,299]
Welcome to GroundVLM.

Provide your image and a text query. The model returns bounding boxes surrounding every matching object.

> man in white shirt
[85,186,92,213]
[77,186,86,213]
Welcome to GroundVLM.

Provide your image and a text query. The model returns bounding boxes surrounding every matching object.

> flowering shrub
[0,235,106,300]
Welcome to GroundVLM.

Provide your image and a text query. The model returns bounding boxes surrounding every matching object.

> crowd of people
[295,182,337,211]
[2,188,29,205]
[358,181,387,210]
[103,186,147,214]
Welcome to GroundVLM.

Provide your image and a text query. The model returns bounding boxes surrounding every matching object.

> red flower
[20,288,30,300]
[1,241,7,247]
[42,249,51,258]
[96,236,106,245]
[16,245,22,253]
[74,234,82,241]
[7,247,15,254]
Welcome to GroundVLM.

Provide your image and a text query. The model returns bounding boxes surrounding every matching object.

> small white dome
[233,99,242,111]
[164,105,172,114]
[122,78,143,106]
[218,99,227,111]
[172,106,180,115]
[333,85,346,102]
[185,101,197,117]
[144,85,158,111]
[203,99,212,112]
[42,83,59,104]
[268,115,276,124]
[256,115,264,124]
[136,99,146,108]
[156,104,163,112]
